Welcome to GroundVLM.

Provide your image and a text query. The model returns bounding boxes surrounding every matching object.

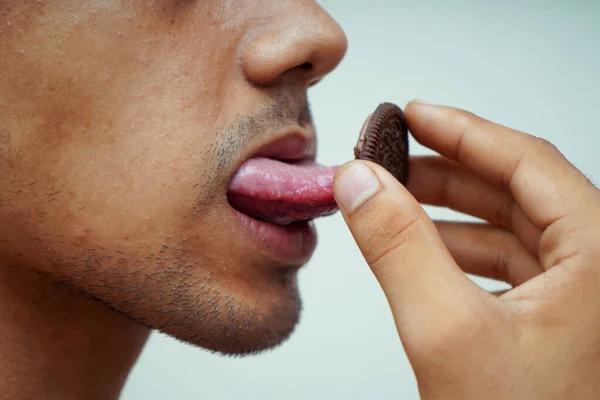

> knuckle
[532,136,560,155]
[450,110,473,162]
[491,248,510,282]
[495,200,515,231]
[362,213,420,269]
[500,151,524,189]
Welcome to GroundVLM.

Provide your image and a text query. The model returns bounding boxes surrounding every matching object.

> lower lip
[231,208,317,265]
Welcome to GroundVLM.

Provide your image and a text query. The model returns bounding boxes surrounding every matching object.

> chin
[137,264,304,357]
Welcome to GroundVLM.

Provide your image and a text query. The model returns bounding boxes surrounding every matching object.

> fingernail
[334,163,381,213]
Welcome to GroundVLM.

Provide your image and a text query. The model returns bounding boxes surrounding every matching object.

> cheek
[0,1,252,271]
[0,114,222,269]
[0,159,213,284]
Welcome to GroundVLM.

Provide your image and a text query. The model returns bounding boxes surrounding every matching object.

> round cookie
[354,102,409,184]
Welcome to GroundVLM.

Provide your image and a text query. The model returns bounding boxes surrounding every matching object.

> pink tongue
[227,158,339,225]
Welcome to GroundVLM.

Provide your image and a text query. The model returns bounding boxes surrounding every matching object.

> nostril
[298,62,313,71]
[241,6,346,88]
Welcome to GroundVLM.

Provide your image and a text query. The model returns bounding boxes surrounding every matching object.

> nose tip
[241,5,347,87]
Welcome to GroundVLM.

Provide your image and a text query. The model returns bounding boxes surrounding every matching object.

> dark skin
[0,1,346,398]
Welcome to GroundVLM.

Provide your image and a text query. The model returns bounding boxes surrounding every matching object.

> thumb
[332,160,490,338]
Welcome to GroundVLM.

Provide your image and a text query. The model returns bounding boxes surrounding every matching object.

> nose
[241,2,348,87]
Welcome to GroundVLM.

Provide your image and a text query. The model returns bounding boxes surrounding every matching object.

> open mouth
[226,135,339,226]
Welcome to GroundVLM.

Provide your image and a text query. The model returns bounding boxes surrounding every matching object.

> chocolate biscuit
[354,102,409,184]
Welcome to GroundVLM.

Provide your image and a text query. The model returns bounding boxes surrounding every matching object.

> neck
[0,267,149,400]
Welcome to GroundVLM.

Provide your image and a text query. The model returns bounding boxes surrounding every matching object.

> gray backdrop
[122,1,600,398]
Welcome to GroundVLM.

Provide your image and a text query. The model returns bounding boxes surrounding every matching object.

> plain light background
[122,1,600,399]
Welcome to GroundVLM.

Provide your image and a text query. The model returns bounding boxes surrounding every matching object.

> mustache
[213,91,312,171]
[194,91,312,209]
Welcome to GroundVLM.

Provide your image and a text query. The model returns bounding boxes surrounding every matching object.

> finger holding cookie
[333,101,600,399]
[404,100,600,231]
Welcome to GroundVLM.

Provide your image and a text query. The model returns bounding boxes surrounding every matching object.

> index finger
[404,100,599,229]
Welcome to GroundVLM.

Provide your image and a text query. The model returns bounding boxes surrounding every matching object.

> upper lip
[226,128,318,192]
[251,129,317,162]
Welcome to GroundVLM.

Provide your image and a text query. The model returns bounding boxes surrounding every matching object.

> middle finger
[408,156,542,256]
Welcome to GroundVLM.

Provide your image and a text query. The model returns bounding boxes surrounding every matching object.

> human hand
[333,101,600,399]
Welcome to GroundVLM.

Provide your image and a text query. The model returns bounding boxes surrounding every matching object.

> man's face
[0,1,346,354]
